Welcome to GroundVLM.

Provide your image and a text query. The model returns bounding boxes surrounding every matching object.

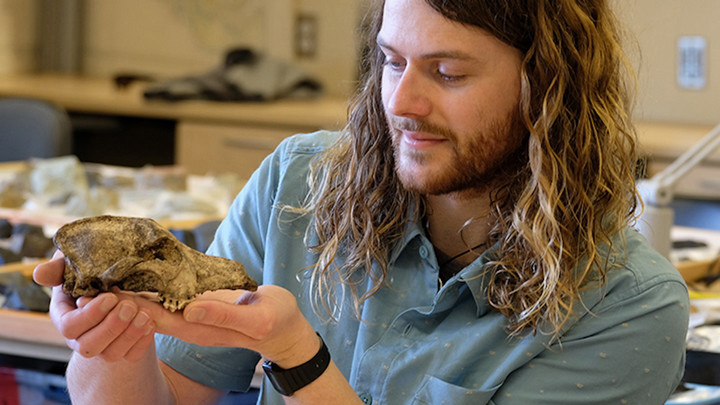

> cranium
[54,215,257,311]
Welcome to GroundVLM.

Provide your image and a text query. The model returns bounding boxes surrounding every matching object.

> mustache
[388,117,455,139]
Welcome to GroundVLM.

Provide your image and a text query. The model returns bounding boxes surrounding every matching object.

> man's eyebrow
[376,37,477,62]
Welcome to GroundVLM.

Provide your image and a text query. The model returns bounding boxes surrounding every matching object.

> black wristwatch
[262,332,331,396]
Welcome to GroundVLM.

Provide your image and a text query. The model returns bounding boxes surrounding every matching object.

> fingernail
[118,303,136,322]
[76,296,90,309]
[134,311,150,328]
[99,294,118,314]
[185,307,206,322]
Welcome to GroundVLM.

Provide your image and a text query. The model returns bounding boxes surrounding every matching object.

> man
[34,0,689,404]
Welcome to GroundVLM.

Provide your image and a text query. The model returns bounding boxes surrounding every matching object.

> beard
[388,109,526,197]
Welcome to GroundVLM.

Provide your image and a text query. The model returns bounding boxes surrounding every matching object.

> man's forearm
[283,361,364,405]
[66,348,174,405]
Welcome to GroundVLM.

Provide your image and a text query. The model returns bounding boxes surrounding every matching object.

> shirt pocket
[412,374,500,405]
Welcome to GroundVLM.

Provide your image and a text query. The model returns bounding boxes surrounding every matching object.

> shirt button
[419,245,429,258]
[359,393,373,404]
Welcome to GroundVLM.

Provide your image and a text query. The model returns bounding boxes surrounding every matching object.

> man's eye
[383,58,406,71]
[437,70,466,83]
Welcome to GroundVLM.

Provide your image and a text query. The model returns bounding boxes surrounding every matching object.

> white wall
[2,1,718,120]
[82,0,266,78]
[0,0,362,98]
[81,0,361,97]
[617,0,720,126]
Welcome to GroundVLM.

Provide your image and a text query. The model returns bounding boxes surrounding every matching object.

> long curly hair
[295,0,639,337]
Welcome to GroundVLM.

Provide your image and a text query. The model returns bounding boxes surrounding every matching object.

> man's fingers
[182,297,274,341]
[76,296,93,309]
[72,301,140,358]
[122,329,157,363]
[53,292,119,340]
[94,310,156,362]
[50,290,159,361]
[195,289,246,303]
[32,254,66,286]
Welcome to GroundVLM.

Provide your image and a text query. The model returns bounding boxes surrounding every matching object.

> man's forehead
[377,1,508,61]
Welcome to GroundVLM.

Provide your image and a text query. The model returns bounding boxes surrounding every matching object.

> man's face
[379,0,526,196]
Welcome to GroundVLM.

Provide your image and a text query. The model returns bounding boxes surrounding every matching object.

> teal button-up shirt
[156,131,689,404]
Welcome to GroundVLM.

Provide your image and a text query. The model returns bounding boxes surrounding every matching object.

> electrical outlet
[677,36,707,90]
[295,13,318,58]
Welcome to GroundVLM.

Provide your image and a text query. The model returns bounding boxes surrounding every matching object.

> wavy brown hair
[295,0,639,337]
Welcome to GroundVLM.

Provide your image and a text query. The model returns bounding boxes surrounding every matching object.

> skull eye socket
[114,270,162,293]
[142,237,180,263]
[88,279,103,293]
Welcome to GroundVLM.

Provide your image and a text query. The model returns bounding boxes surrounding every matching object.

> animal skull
[54,215,257,311]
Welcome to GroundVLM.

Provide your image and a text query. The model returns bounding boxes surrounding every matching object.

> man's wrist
[263,332,331,397]
[268,327,322,369]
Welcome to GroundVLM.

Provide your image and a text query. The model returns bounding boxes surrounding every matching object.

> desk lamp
[636,122,720,258]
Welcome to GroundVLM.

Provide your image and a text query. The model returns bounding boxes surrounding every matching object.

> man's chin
[397,167,494,198]
[397,171,452,195]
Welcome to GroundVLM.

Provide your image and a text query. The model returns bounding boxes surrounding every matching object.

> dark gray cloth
[0,272,50,312]
[143,48,323,102]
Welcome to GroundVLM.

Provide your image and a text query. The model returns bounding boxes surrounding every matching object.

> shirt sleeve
[490,270,689,404]
[155,334,262,391]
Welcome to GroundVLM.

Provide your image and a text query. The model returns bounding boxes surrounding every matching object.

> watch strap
[262,332,331,396]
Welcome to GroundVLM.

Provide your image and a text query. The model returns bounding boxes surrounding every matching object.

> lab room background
[0,0,719,122]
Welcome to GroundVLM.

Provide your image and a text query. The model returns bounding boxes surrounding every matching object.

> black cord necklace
[438,241,488,268]
[423,217,489,268]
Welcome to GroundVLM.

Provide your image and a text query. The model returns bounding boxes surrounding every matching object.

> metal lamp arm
[636,122,720,258]
[644,122,720,207]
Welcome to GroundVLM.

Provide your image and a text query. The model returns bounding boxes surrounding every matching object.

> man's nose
[385,69,432,119]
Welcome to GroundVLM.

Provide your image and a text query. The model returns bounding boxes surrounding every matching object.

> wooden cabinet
[176,121,302,177]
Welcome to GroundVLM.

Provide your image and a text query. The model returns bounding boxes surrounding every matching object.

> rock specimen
[54,215,257,311]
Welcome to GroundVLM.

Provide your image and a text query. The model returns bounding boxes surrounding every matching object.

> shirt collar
[457,243,499,318]
[389,214,499,318]
[388,208,425,265]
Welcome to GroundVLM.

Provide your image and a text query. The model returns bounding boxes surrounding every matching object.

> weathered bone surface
[54,215,257,311]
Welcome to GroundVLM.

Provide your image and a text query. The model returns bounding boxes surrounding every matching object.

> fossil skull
[54,215,257,311]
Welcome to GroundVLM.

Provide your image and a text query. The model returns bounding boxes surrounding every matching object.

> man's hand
[35,251,317,368]
[168,286,320,369]
[33,251,158,362]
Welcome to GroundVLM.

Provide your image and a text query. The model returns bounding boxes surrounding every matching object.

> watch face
[263,361,293,396]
